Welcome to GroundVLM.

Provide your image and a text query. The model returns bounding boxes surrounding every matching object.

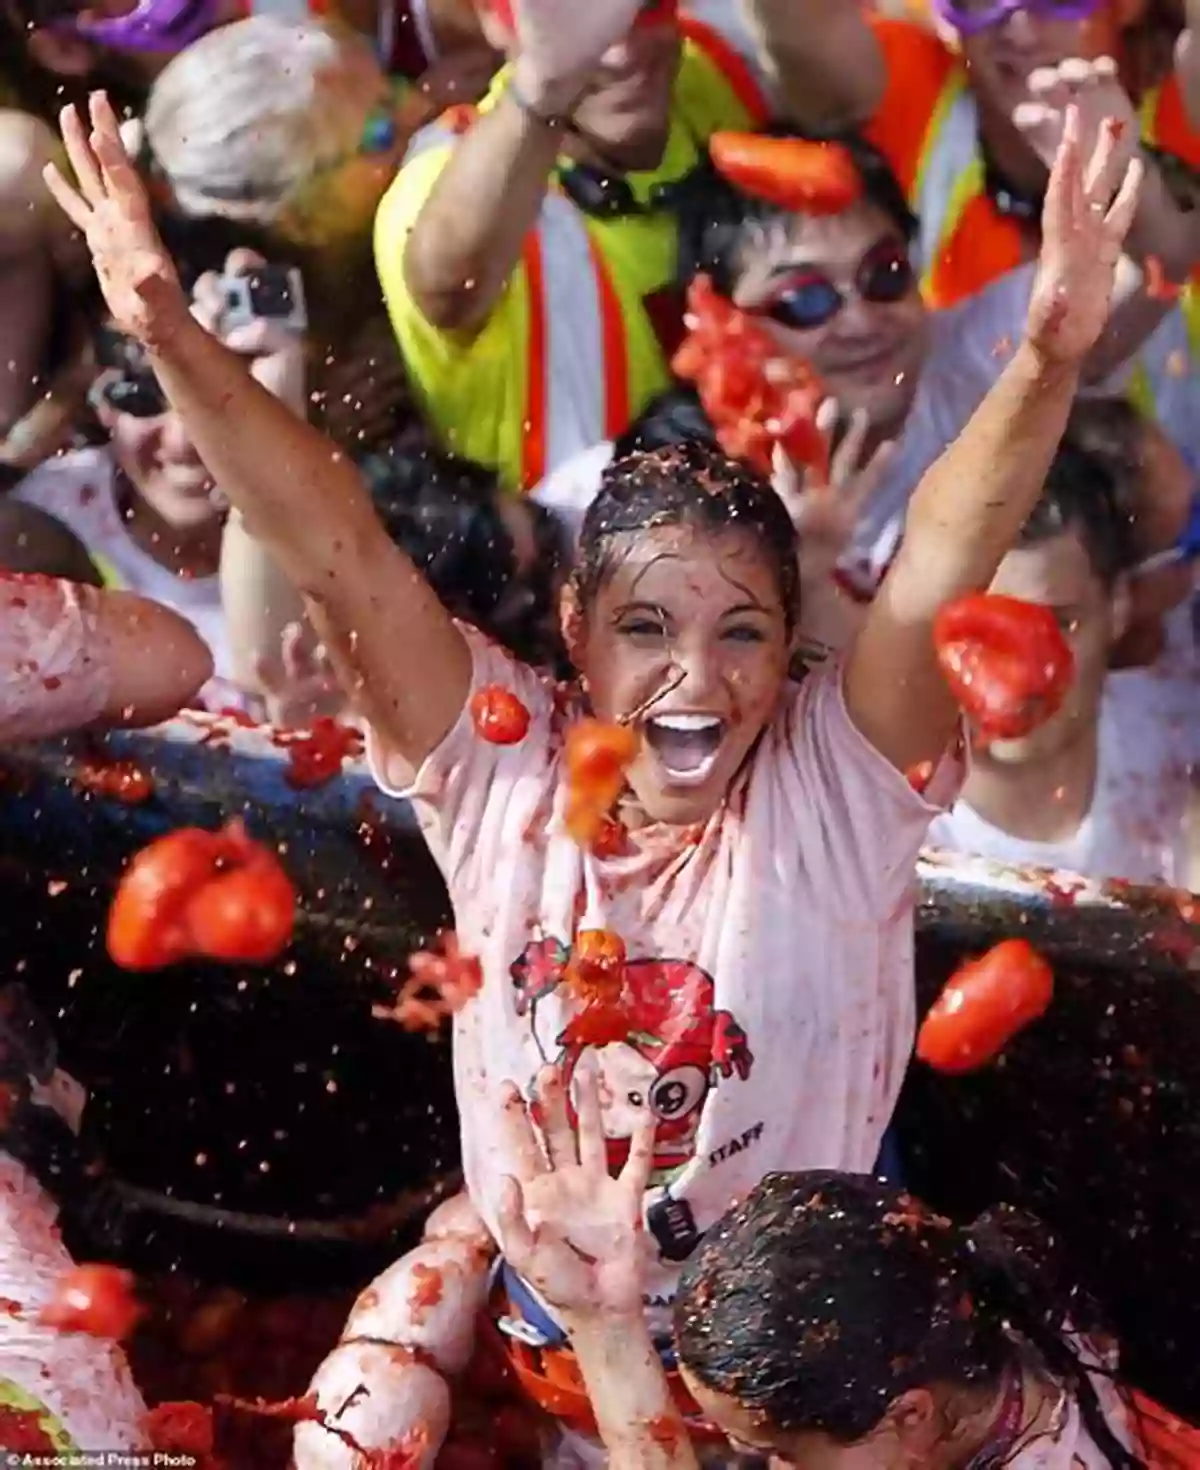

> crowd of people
[0,0,1199,1464]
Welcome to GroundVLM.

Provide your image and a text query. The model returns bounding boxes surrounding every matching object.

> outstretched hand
[1026,103,1142,364]
[773,400,895,585]
[43,93,189,352]
[494,1061,654,1321]
[509,0,650,113]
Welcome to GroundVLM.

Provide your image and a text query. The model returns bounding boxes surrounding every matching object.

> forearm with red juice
[145,314,470,766]
[400,90,563,334]
[847,340,1080,770]
[0,577,212,740]
[564,1312,701,1470]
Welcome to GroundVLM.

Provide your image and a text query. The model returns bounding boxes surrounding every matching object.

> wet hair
[0,983,130,1255]
[359,446,567,668]
[612,386,716,461]
[668,125,919,301]
[1019,401,1139,588]
[574,439,800,631]
[675,1172,1141,1468]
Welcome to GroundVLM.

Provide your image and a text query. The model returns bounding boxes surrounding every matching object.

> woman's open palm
[494,1062,655,1320]
[43,93,187,350]
[1027,102,1142,364]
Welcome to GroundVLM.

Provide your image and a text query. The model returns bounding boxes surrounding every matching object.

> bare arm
[493,1065,700,1470]
[44,94,472,769]
[400,0,647,333]
[95,590,215,727]
[567,1315,700,1470]
[844,107,1143,774]
[401,93,562,334]
[0,578,212,742]
[740,0,886,128]
[147,315,471,763]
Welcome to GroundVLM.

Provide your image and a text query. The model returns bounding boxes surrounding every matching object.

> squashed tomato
[564,721,639,850]
[40,1264,142,1340]
[107,820,295,971]
[917,939,1054,1074]
[566,929,627,1003]
[470,686,531,745]
[672,275,828,479]
[933,594,1074,739]
[709,133,862,215]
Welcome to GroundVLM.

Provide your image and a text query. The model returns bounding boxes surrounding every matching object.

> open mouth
[643,713,726,786]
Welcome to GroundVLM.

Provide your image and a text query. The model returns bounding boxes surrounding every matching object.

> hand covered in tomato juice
[1023,103,1142,364]
[1011,57,1137,183]
[107,820,295,971]
[44,94,190,353]
[672,275,828,480]
[494,1062,654,1320]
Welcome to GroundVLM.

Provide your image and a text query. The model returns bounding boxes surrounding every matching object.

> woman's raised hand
[1026,102,1142,365]
[494,1061,654,1321]
[43,93,189,352]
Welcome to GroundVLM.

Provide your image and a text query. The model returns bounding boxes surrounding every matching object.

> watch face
[646,1193,701,1261]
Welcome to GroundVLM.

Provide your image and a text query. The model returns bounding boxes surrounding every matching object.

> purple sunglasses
[32,0,221,52]
[931,0,1103,37]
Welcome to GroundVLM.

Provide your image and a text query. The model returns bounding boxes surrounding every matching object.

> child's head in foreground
[673,1171,1138,1470]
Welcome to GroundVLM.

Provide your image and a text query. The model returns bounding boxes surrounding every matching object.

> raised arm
[44,94,471,771]
[739,0,886,129]
[400,0,646,334]
[844,107,1142,775]
[494,1063,699,1470]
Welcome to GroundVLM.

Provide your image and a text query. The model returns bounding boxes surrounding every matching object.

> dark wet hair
[668,125,919,301]
[574,439,800,632]
[0,983,130,1256]
[1020,401,1139,588]
[612,386,716,461]
[359,446,567,669]
[675,1172,1141,1468]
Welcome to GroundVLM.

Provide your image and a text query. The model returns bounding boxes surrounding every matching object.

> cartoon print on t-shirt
[510,937,753,1187]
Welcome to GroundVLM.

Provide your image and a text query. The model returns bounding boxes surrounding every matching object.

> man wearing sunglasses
[815,0,1200,310]
[376,0,882,495]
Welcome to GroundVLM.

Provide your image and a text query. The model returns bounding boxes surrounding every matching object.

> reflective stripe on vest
[520,192,630,488]
[913,74,979,293]
[406,25,765,489]
[402,113,629,490]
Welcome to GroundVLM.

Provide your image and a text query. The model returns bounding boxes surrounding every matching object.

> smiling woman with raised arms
[44,92,1141,1463]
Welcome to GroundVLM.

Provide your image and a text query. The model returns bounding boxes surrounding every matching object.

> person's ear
[883,1388,940,1457]
[26,26,98,77]
[559,578,586,669]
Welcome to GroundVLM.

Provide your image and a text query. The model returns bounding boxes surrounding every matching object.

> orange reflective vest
[863,17,1200,310]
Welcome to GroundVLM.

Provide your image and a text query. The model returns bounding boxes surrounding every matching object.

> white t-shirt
[928,673,1194,884]
[13,448,240,711]
[368,628,962,1331]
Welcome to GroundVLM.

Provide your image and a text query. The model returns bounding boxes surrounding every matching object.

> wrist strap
[507,75,571,132]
